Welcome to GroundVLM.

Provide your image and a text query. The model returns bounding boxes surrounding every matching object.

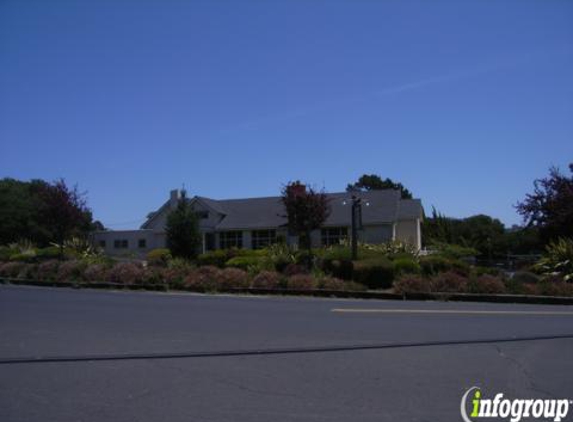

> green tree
[0,178,93,247]
[347,174,413,199]
[281,181,331,254]
[516,163,573,242]
[165,190,201,260]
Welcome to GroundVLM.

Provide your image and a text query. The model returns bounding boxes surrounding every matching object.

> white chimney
[169,189,180,208]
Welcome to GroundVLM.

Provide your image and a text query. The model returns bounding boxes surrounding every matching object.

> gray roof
[142,189,423,231]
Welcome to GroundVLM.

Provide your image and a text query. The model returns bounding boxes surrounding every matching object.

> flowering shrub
[283,263,309,276]
[252,271,282,289]
[287,274,318,290]
[142,267,165,285]
[0,262,27,278]
[430,271,468,293]
[107,262,144,284]
[319,277,346,291]
[217,268,250,289]
[83,263,109,282]
[37,260,60,281]
[467,275,506,294]
[184,266,220,291]
[57,260,87,282]
[393,275,431,294]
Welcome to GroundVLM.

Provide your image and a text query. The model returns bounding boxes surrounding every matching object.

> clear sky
[1,0,571,229]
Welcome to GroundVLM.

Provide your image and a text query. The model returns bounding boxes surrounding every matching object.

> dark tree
[516,163,573,242]
[347,174,413,199]
[37,179,92,256]
[165,190,201,260]
[281,181,331,254]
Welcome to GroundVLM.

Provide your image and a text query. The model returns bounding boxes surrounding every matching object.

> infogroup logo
[461,387,571,422]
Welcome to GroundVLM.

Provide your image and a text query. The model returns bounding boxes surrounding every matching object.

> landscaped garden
[1,237,572,298]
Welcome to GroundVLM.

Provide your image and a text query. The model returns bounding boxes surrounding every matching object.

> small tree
[165,190,201,260]
[281,181,331,255]
[347,174,413,199]
[516,163,573,242]
[38,179,92,257]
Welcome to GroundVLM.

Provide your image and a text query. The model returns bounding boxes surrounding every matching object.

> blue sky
[1,0,571,229]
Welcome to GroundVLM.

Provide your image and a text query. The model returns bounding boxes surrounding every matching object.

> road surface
[1,285,572,421]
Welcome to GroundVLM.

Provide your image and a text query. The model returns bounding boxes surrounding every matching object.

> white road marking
[331,308,573,316]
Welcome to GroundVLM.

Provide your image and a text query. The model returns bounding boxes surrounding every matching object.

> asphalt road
[1,285,572,422]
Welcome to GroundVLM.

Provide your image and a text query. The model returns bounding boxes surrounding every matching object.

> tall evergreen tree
[165,190,201,260]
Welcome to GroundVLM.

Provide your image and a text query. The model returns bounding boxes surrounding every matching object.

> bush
[319,277,346,291]
[394,275,431,294]
[430,271,468,293]
[57,260,88,282]
[17,263,38,279]
[83,263,109,282]
[9,251,37,263]
[283,263,309,276]
[467,275,506,294]
[142,267,165,285]
[252,271,282,289]
[287,274,318,290]
[294,250,314,268]
[36,247,62,261]
[0,246,14,261]
[352,257,395,289]
[107,262,144,284]
[393,257,421,276]
[419,255,452,276]
[184,266,221,291]
[146,249,172,267]
[512,271,540,285]
[1,262,24,278]
[225,256,262,271]
[217,268,250,289]
[36,260,60,281]
[197,250,229,268]
[474,266,502,277]
[322,259,354,280]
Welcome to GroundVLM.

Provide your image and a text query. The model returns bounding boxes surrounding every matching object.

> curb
[2,277,573,305]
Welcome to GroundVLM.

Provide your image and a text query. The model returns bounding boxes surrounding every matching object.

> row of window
[217,227,348,249]
[99,239,147,249]
[99,227,348,251]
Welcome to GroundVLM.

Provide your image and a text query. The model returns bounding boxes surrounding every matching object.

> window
[138,239,147,248]
[321,227,348,246]
[252,229,276,249]
[114,239,129,249]
[98,240,106,248]
[219,231,243,249]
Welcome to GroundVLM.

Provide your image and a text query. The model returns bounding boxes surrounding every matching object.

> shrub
[37,260,60,281]
[197,250,229,268]
[319,277,346,291]
[217,268,250,289]
[107,262,144,284]
[393,257,421,276]
[287,274,318,290]
[17,263,38,279]
[394,275,431,294]
[534,237,573,281]
[0,246,14,261]
[283,263,309,276]
[142,267,165,285]
[0,262,26,278]
[474,266,502,277]
[225,256,262,271]
[146,249,172,267]
[294,250,314,267]
[57,260,88,282]
[252,271,282,289]
[512,271,540,285]
[184,266,221,291]
[430,271,468,293]
[352,257,395,289]
[467,275,506,294]
[419,255,452,276]
[322,259,354,280]
[36,246,62,261]
[83,264,109,282]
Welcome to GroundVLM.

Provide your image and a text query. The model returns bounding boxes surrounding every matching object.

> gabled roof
[141,189,423,231]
